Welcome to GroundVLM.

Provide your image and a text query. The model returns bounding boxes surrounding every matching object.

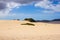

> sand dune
[0,20,60,40]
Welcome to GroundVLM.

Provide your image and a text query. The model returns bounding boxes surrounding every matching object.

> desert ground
[0,20,60,40]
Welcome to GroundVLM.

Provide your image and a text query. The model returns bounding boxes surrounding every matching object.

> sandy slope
[0,20,60,40]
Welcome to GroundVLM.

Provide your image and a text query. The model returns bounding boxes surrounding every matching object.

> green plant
[17,19,20,21]
[24,18,36,22]
[21,23,35,26]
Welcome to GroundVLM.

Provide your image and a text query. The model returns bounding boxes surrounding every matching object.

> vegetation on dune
[21,23,35,26]
[24,18,36,22]
[36,20,50,22]
[52,19,60,21]
[16,19,20,21]
[13,18,60,22]
[35,19,60,22]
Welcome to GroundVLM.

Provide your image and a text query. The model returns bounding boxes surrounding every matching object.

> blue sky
[0,0,60,20]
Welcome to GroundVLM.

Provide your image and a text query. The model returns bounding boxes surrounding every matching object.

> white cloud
[35,0,51,9]
[0,0,60,18]
[35,0,60,12]
[7,2,21,9]
[0,2,22,17]
[0,9,16,18]
[0,0,42,18]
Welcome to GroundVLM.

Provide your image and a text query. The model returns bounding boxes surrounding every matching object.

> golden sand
[0,20,60,40]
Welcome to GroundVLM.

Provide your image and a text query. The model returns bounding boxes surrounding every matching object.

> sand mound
[0,20,60,40]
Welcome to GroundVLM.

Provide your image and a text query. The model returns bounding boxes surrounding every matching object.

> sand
[0,20,60,40]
